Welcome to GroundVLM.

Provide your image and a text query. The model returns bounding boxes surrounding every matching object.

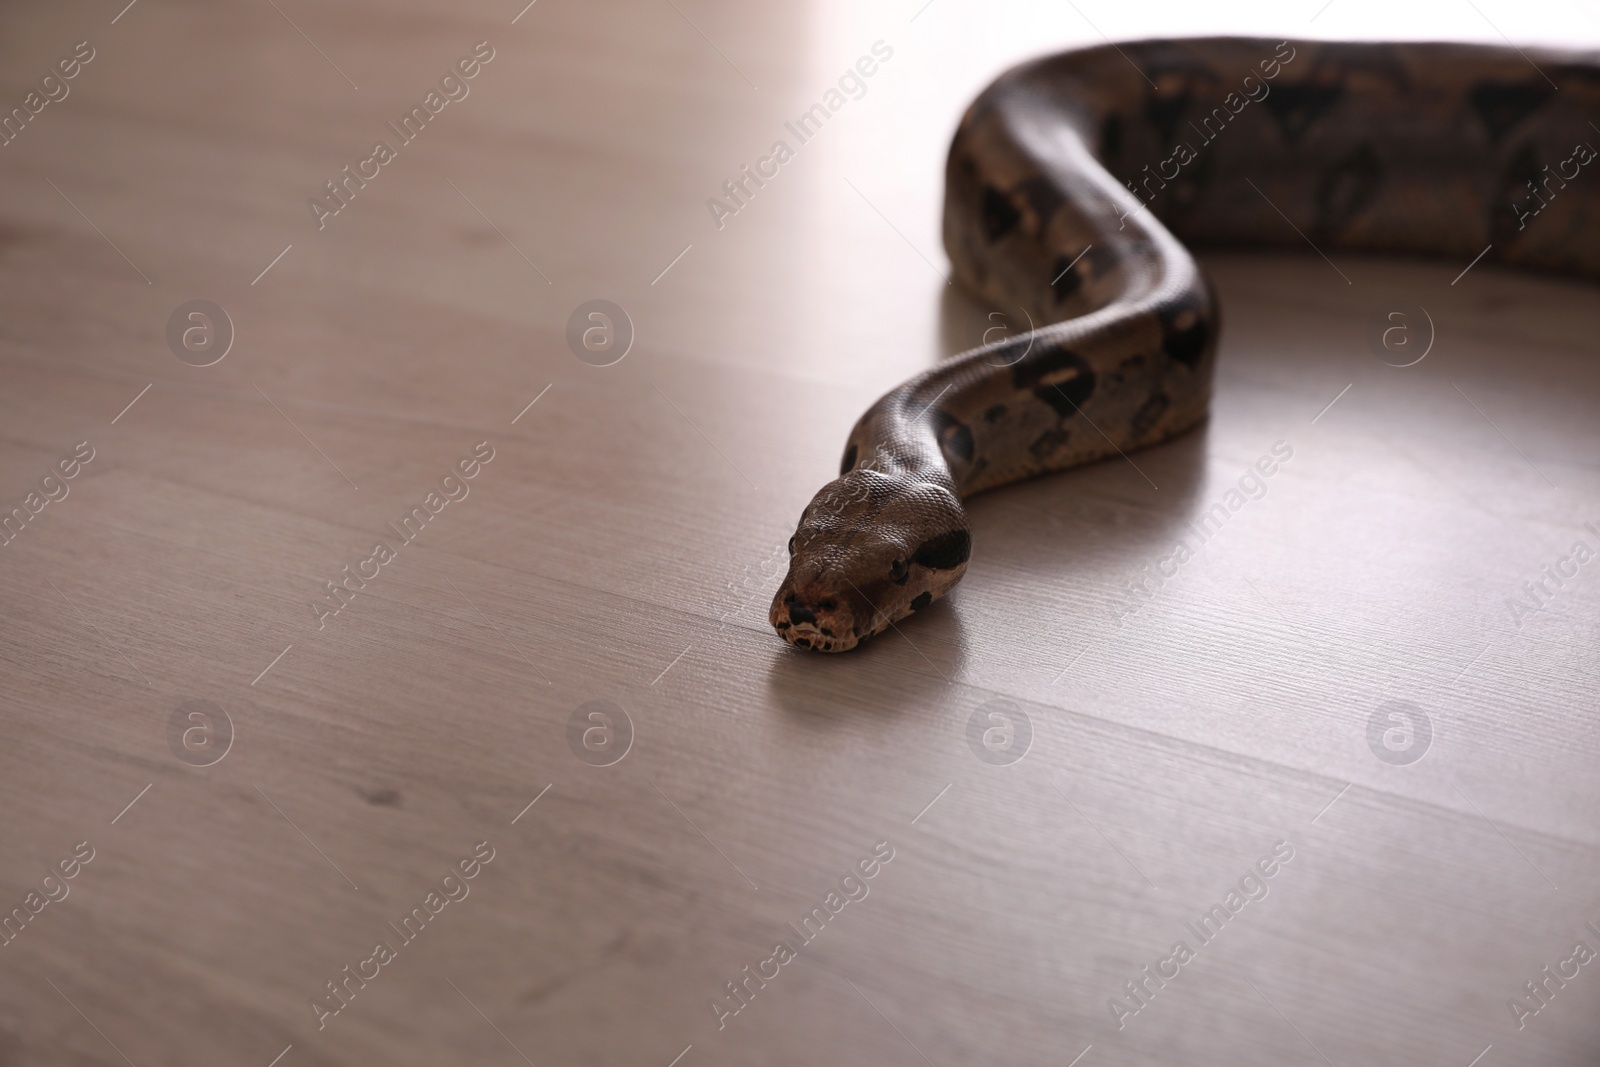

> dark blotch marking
[913,529,972,570]
[1088,242,1122,273]
[1157,301,1209,370]
[1107,352,1150,387]
[1490,142,1544,243]
[1099,113,1123,161]
[983,403,1008,423]
[1261,83,1345,144]
[933,409,975,465]
[1130,392,1170,438]
[981,186,1021,241]
[1315,142,1384,236]
[910,592,933,611]
[1015,175,1065,227]
[1014,345,1097,418]
[794,637,811,649]
[1161,149,1217,223]
[776,620,790,630]
[1469,81,1557,144]
[1144,90,1193,148]
[839,443,858,475]
[1028,425,1073,461]
[1050,254,1083,302]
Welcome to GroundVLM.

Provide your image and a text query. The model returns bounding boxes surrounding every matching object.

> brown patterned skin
[772,38,1600,652]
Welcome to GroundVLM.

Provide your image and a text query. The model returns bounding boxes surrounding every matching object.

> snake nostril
[819,599,836,612]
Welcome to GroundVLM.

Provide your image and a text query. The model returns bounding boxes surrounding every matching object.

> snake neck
[843,213,1215,502]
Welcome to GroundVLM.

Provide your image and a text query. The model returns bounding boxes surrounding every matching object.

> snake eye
[890,558,909,583]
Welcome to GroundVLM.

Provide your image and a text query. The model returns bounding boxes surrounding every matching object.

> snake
[770,36,1600,652]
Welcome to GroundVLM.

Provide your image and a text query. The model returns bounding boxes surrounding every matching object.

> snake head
[770,469,971,652]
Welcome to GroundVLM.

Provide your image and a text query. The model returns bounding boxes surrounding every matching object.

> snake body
[772,37,1600,652]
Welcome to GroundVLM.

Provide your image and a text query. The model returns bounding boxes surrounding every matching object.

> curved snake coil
[771,37,1600,652]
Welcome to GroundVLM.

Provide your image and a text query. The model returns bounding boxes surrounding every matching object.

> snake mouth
[776,622,859,653]
[770,589,866,653]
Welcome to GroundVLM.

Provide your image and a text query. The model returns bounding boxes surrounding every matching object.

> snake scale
[771,37,1600,652]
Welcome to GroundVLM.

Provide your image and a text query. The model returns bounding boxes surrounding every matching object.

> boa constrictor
[771,37,1600,652]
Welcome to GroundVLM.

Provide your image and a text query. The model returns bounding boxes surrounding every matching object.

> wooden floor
[2,1,1597,1064]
